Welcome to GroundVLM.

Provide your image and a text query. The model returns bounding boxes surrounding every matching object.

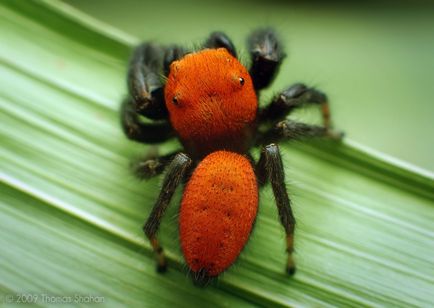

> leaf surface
[1,1,433,307]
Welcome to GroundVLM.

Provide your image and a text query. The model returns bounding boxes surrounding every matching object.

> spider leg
[204,31,237,57]
[120,97,174,144]
[127,42,169,120]
[143,153,192,272]
[248,28,285,90]
[259,119,343,146]
[259,83,333,130]
[256,144,296,275]
[131,149,182,180]
[163,44,187,76]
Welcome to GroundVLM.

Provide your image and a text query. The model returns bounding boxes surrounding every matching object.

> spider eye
[239,77,245,86]
[172,96,179,106]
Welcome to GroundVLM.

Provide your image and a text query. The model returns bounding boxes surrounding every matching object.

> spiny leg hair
[143,153,192,273]
[259,83,333,130]
[256,144,296,275]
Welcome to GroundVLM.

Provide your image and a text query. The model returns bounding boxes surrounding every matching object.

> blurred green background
[65,0,434,172]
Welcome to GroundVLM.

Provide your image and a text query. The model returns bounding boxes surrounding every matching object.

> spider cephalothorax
[165,48,257,158]
[121,29,341,285]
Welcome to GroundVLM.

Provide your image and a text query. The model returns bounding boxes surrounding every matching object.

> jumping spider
[120,29,342,285]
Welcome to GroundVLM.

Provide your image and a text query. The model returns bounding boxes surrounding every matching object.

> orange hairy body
[180,151,258,276]
[165,48,258,159]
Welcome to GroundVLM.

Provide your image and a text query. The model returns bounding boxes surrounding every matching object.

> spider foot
[131,147,164,179]
[192,268,213,287]
[326,128,345,141]
[132,159,163,179]
[286,253,296,276]
[156,259,168,273]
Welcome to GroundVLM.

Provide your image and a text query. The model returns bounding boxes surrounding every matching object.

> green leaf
[1,0,433,307]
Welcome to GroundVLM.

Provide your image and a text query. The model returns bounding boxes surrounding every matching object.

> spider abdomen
[180,151,258,278]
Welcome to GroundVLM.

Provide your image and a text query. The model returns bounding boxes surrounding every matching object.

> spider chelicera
[120,29,342,285]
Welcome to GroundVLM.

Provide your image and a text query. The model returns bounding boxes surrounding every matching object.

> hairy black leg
[143,153,192,272]
[259,83,333,130]
[260,119,343,145]
[255,151,267,187]
[120,98,173,144]
[248,28,285,90]
[131,149,181,180]
[127,42,168,119]
[257,144,296,275]
[163,45,186,76]
[204,31,237,57]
